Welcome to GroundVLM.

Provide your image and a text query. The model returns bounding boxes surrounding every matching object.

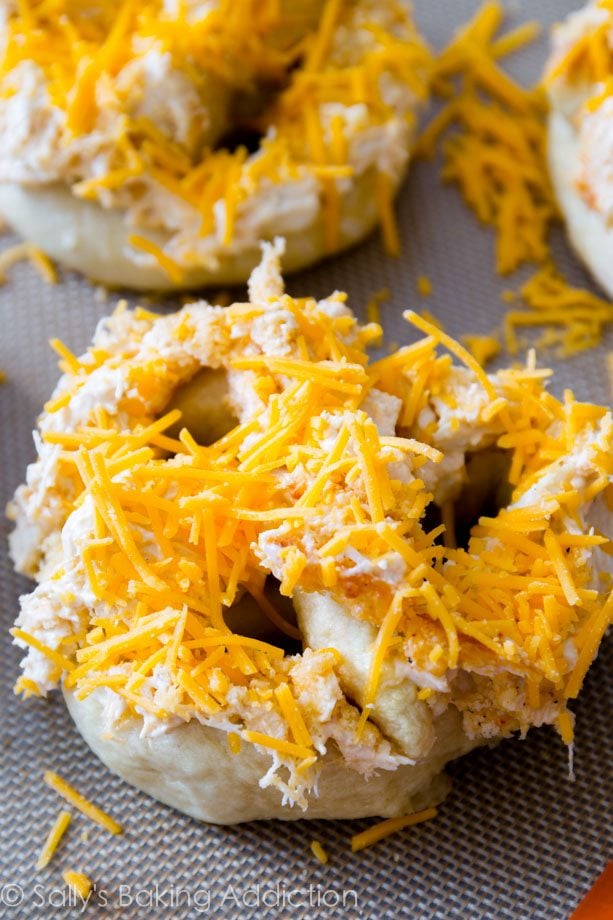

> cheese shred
[43,772,123,835]
[37,810,71,870]
[63,871,93,900]
[351,807,438,852]
[419,0,613,356]
[310,840,329,864]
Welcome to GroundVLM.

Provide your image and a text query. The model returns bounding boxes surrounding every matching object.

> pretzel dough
[63,686,472,823]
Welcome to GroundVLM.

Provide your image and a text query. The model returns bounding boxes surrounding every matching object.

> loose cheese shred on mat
[63,871,92,900]
[505,265,613,357]
[37,810,71,870]
[365,288,390,325]
[27,247,58,284]
[310,840,329,864]
[418,0,613,356]
[351,807,438,852]
[43,772,122,835]
[462,333,501,366]
[0,243,58,285]
[417,275,433,297]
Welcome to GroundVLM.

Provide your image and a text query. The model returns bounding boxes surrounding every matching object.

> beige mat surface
[0,1,610,917]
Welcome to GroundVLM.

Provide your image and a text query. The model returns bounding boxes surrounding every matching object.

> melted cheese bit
[43,772,122,835]
[416,275,433,297]
[365,288,390,325]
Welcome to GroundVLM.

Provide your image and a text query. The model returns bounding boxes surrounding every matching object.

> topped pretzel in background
[545,0,613,298]
[0,0,431,289]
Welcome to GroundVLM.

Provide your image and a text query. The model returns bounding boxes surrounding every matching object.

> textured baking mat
[0,1,611,918]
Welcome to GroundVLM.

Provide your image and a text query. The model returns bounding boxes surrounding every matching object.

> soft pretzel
[0,0,430,290]
[9,243,612,822]
[545,0,613,297]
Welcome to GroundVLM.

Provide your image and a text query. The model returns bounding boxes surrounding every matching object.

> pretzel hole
[224,576,302,656]
[217,124,265,155]
[448,448,513,549]
[166,368,238,446]
[422,448,512,550]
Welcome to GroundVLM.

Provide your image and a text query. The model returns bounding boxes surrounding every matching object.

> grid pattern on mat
[0,1,611,917]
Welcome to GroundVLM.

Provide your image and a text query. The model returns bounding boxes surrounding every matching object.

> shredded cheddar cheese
[419,0,613,356]
[43,772,122,835]
[545,2,613,93]
[505,265,613,358]
[462,334,501,367]
[128,236,183,285]
[37,810,71,870]
[0,243,58,285]
[63,871,93,900]
[310,840,329,864]
[417,275,433,297]
[365,289,390,325]
[351,807,437,852]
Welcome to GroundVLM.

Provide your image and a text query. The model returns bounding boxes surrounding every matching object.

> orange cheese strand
[0,242,58,285]
[361,593,404,714]
[43,772,123,835]
[128,235,184,284]
[351,807,437,852]
[310,840,329,864]
[419,1,613,356]
[63,872,93,900]
[404,310,498,401]
[37,810,71,870]
[10,627,76,675]
[505,265,613,358]
[565,595,613,699]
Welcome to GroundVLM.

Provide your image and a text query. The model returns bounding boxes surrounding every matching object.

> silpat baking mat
[0,1,611,917]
